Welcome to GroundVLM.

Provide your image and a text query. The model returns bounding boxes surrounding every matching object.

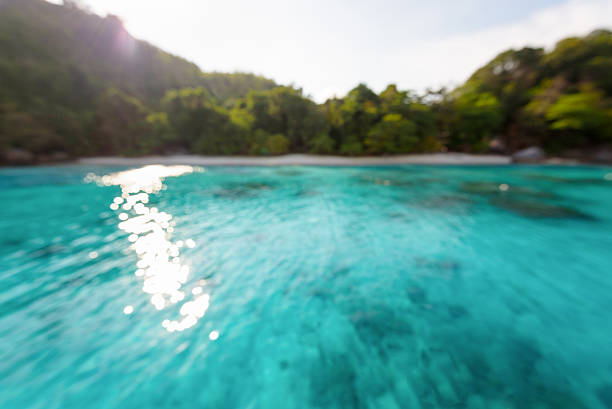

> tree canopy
[1,0,611,163]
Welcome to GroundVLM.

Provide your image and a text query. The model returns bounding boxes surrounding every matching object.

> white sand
[78,153,512,166]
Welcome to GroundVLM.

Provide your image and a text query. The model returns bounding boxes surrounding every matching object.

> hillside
[0,0,610,163]
[0,0,277,160]
[454,29,612,154]
[0,0,204,102]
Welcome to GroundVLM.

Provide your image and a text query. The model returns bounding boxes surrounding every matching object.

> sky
[61,0,612,101]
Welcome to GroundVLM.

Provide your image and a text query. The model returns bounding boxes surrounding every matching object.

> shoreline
[77,153,515,166]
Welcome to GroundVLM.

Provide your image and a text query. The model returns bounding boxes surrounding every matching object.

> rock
[461,181,555,198]
[489,196,594,220]
[2,148,35,165]
[51,151,69,161]
[512,146,544,163]
[488,138,507,153]
[38,151,70,163]
[591,148,612,164]
[543,157,579,165]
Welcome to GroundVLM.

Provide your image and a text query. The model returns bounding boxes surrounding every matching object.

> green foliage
[309,133,336,154]
[365,114,418,154]
[0,0,276,160]
[584,56,612,93]
[419,135,444,152]
[0,0,611,163]
[0,103,63,153]
[546,88,607,131]
[543,30,612,82]
[201,72,277,104]
[379,84,411,116]
[92,88,150,155]
[162,87,248,154]
[338,84,380,146]
[234,87,329,152]
[445,89,503,152]
[339,139,364,156]
[545,86,611,148]
[247,129,271,155]
[266,134,290,155]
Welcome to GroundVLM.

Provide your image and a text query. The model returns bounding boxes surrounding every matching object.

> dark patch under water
[460,181,556,198]
[597,384,612,409]
[523,173,612,185]
[210,181,277,198]
[489,196,595,219]
[411,194,475,211]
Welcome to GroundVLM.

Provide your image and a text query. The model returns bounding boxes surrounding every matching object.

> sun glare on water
[86,165,209,333]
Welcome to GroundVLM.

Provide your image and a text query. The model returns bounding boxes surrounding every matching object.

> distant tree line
[0,0,611,163]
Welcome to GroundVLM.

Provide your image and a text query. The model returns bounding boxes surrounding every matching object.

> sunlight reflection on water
[86,165,210,332]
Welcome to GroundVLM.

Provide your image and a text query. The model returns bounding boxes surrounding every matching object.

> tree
[93,88,150,155]
[339,138,364,156]
[238,87,329,152]
[339,84,380,148]
[266,134,289,155]
[379,84,412,116]
[0,103,62,154]
[309,133,335,154]
[446,88,503,152]
[545,86,611,148]
[162,87,248,154]
[1,2,612,162]
[365,114,418,154]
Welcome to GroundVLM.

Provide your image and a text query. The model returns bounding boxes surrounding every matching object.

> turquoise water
[1,165,612,409]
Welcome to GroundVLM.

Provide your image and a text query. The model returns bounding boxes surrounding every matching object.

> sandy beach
[77,153,513,166]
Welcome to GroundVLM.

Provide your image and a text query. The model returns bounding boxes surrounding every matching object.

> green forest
[1,0,611,164]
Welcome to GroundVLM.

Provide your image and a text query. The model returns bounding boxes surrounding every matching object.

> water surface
[1,165,612,409]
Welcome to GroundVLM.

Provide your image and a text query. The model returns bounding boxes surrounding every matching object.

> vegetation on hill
[1,0,611,163]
